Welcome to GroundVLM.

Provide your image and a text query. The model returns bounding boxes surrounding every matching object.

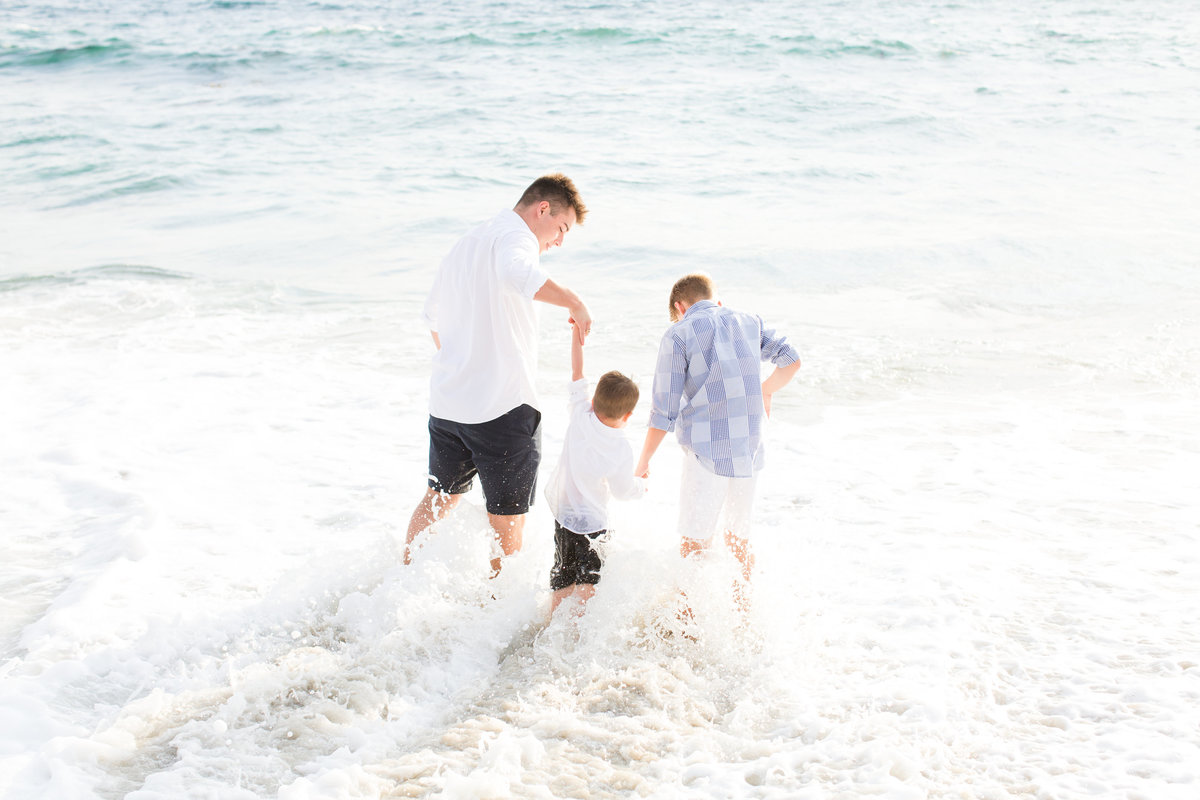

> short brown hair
[516,173,588,224]
[668,272,715,321]
[592,371,639,420]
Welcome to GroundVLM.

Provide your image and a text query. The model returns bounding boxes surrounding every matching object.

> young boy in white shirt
[544,322,646,615]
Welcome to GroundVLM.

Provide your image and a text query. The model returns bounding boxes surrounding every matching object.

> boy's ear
[622,410,634,422]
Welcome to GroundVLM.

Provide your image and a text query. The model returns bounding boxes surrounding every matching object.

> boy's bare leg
[724,531,755,615]
[551,586,572,614]
[551,584,596,616]
[676,537,710,633]
[679,537,708,560]
[488,512,525,577]
[405,488,460,564]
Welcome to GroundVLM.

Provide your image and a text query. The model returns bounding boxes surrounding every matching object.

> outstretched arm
[635,426,668,478]
[570,321,584,381]
[534,279,591,345]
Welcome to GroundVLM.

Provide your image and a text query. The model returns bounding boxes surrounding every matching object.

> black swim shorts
[549,521,608,591]
[426,404,542,515]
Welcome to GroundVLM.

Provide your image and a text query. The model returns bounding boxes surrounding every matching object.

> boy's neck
[674,296,718,319]
[595,413,627,429]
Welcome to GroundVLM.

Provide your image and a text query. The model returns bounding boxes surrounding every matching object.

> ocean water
[2,0,1199,797]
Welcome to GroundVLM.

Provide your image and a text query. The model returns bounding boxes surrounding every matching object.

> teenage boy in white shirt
[406,174,592,578]
[544,321,646,615]
[635,272,801,614]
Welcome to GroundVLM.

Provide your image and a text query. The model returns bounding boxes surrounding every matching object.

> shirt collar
[587,410,624,436]
[684,299,717,318]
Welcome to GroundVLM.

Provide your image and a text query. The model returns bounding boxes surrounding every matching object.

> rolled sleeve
[421,307,437,332]
[611,474,647,501]
[422,277,440,332]
[524,269,550,299]
[759,317,799,366]
[497,232,549,299]
[567,378,590,415]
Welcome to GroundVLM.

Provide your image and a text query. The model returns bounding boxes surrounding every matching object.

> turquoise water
[2,2,1199,798]
[5,0,1197,297]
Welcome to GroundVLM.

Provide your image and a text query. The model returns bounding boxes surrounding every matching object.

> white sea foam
[2,270,1196,798]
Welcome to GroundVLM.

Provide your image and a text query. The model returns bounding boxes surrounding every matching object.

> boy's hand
[636,428,667,480]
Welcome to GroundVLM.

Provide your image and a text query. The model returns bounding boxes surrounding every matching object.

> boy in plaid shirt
[635,273,800,611]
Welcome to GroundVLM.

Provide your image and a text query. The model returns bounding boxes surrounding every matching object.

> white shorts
[677,451,758,543]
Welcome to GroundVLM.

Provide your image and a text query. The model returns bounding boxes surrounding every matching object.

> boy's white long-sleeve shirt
[545,379,646,534]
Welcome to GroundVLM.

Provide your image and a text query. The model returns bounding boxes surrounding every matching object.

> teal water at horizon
[3,0,1198,304]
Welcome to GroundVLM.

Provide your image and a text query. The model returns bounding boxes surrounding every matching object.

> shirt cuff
[773,347,800,367]
[524,268,552,299]
[567,378,589,404]
[648,411,675,432]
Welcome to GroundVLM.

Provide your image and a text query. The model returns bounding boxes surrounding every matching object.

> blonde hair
[668,272,715,321]
[592,371,639,420]
[516,173,588,224]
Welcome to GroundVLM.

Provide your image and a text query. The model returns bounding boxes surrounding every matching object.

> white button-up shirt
[545,379,646,534]
[422,210,550,424]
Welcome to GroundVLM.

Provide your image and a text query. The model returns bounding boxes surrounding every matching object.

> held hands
[533,280,590,344]
[636,427,667,482]
[568,303,592,345]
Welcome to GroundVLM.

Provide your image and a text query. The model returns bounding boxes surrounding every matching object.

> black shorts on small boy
[550,521,608,591]
[426,404,542,515]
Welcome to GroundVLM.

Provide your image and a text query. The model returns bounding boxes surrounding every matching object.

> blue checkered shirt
[648,300,799,478]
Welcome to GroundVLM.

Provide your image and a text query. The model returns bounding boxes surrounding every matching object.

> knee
[417,489,457,518]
